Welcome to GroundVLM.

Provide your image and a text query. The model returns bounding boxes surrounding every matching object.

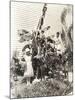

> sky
[11,1,72,57]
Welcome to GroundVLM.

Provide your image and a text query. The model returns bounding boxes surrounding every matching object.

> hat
[22,44,31,52]
[25,48,30,52]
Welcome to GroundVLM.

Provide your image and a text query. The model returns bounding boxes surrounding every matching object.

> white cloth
[24,55,34,77]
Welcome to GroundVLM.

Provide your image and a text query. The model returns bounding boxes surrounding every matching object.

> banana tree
[18,3,50,57]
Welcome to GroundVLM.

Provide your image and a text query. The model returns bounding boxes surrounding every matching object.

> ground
[11,77,73,98]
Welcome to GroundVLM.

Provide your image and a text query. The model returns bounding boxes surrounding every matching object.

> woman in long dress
[23,47,34,85]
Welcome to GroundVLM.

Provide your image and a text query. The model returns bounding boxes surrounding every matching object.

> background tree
[61,6,73,72]
[61,6,73,52]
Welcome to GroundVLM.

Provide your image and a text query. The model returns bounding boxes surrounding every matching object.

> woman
[23,47,34,85]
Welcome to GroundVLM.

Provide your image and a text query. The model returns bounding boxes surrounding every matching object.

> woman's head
[25,47,31,56]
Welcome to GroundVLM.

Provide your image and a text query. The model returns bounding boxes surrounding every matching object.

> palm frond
[41,26,50,33]
[61,8,67,25]
[18,29,32,42]
[18,29,30,36]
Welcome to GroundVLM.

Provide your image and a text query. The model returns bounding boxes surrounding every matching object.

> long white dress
[24,55,34,77]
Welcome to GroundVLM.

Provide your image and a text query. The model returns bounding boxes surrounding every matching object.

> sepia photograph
[10,1,73,99]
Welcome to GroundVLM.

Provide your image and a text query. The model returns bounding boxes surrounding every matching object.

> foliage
[12,79,68,98]
[12,4,73,81]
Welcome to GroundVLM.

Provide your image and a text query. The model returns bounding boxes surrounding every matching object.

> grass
[11,78,72,98]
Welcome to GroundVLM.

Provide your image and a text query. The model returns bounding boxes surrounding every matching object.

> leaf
[61,8,67,25]
[61,28,66,42]
[18,29,30,36]
[41,26,50,33]
[19,37,26,43]
[67,24,73,43]
[18,32,32,43]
